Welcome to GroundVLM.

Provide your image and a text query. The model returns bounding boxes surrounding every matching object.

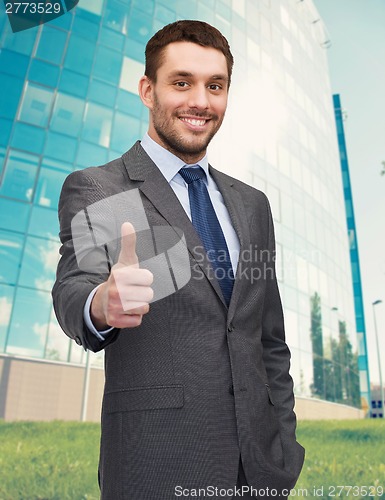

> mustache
[177,111,218,120]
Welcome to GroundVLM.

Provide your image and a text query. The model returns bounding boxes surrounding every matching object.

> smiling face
[139,41,229,164]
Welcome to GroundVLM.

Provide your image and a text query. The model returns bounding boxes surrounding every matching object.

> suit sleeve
[260,194,305,477]
[52,169,120,353]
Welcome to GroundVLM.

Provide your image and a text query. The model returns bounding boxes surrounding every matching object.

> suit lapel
[210,167,251,321]
[122,142,226,304]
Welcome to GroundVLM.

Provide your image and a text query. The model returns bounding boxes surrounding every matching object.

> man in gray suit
[53,20,304,499]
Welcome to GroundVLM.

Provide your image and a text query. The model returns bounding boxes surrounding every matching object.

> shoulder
[63,144,137,190]
[58,143,143,222]
[210,166,269,207]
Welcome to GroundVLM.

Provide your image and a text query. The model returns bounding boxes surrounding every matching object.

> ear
[138,76,154,110]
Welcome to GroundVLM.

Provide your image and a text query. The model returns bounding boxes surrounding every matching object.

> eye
[175,81,189,88]
[208,84,222,91]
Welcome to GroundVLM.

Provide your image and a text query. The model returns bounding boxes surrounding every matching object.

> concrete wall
[0,354,104,422]
[1,354,364,421]
[295,396,365,420]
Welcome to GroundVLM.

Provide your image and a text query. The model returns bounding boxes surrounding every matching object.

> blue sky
[313,0,385,385]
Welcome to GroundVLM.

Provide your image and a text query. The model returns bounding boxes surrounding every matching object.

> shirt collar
[141,133,209,183]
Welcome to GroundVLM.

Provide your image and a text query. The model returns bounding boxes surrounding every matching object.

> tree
[338,320,360,407]
[309,294,361,408]
[310,292,324,398]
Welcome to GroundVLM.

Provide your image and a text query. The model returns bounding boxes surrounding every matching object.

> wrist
[90,284,109,330]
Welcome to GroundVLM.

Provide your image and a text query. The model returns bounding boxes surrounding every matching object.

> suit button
[227,323,234,333]
[229,384,234,395]
[74,336,82,346]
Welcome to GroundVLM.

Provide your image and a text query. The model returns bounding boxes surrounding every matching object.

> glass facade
[0,0,363,406]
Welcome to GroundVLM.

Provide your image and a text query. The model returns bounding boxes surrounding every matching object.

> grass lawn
[296,420,385,498]
[0,419,384,499]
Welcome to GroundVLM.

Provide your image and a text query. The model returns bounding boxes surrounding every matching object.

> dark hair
[145,20,234,87]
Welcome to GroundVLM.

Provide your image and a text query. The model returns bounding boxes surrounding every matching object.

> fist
[90,222,154,330]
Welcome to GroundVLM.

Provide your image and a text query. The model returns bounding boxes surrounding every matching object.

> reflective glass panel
[216,1,231,20]
[99,26,124,51]
[176,0,197,17]
[110,113,141,153]
[0,49,29,78]
[28,59,60,88]
[124,37,144,63]
[72,13,100,42]
[6,286,51,358]
[0,150,39,202]
[11,122,46,155]
[18,236,59,291]
[58,69,89,98]
[49,10,73,30]
[18,83,54,128]
[0,73,24,120]
[76,142,108,168]
[119,57,144,95]
[93,46,122,85]
[78,0,104,16]
[64,35,95,76]
[155,4,175,24]
[0,230,23,285]
[132,0,154,15]
[0,119,12,147]
[88,79,116,107]
[0,147,5,176]
[104,0,129,34]
[1,24,37,55]
[116,90,142,117]
[0,198,30,233]
[44,312,71,362]
[28,205,60,240]
[36,26,68,65]
[44,131,78,164]
[0,284,15,351]
[34,165,69,209]
[50,93,85,137]
[82,102,113,148]
[128,9,153,45]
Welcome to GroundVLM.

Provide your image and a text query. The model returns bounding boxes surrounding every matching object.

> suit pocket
[265,383,275,405]
[103,385,184,413]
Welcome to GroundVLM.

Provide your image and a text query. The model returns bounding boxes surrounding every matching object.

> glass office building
[0,0,364,407]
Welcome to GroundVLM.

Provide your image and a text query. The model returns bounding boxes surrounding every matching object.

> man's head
[139,21,234,164]
[145,20,234,88]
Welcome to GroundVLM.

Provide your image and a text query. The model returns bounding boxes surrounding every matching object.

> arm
[52,169,153,352]
[261,195,305,475]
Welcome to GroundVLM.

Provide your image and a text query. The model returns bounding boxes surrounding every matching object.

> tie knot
[179,166,206,184]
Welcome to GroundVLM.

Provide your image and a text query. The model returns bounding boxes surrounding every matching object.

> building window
[18,83,54,128]
[50,92,85,137]
[120,56,145,95]
[0,150,39,202]
[36,26,68,65]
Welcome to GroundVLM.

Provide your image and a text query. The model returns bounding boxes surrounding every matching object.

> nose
[187,84,209,110]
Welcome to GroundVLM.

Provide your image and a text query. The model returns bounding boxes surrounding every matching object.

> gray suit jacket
[52,141,304,499]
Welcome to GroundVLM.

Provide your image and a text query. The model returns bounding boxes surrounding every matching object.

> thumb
[118,222,139,267]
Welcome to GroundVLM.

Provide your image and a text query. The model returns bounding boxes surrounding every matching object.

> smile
[179,117,209,127]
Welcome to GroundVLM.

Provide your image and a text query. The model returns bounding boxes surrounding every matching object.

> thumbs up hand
[90,222,154,330]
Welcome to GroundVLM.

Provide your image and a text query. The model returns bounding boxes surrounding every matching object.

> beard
[151,92,224,161]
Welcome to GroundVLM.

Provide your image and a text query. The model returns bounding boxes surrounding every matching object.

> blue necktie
[179,166,234,306]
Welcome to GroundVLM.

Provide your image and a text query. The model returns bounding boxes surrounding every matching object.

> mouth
[179,116,210,130]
